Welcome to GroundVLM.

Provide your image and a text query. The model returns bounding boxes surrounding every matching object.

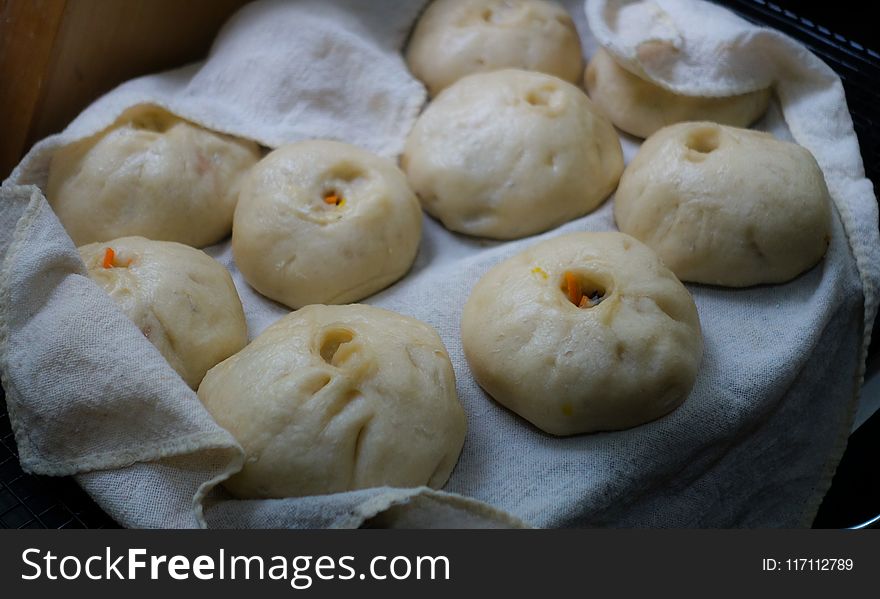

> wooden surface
[0,0,250,179]
[0,0,67,178]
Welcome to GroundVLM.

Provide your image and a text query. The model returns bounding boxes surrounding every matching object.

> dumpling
[407,0,583,96]
[462,232,702,435]
[79,236,248,389]
[233,141,422,309]
[614,122,831,286]
[48,105,260,247]
[198,304,467,498]
[403,69,623,239]
[585,49,771,138]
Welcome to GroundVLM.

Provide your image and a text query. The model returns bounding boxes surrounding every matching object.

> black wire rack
[0,405,117,528]
[716,0,879,198]
[1,0,878,529]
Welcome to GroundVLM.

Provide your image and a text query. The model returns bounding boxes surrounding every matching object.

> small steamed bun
[48,105,260,247]
[79,236,248,389]
[585,49,771,138]
[462,232,702,435]
[403,69,623,239]
[198,304,467,499]
[614,122,831,286]
[233,141,423,309]
[406,0,583,96]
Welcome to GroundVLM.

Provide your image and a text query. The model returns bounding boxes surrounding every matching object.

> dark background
[761,0,874,48]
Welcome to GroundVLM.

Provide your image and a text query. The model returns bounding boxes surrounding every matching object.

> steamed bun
[407,0,583,96]
[198,304,467,498]
[614,122,831,286]
[232,141,423,309]
[48,105,260,247]
[79,236,248,389]
[403,69,623,239]
[462,232,702,435]
[585,49,771,138]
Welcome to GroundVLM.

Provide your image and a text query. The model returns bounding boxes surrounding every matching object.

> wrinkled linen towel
[0,0,877,528]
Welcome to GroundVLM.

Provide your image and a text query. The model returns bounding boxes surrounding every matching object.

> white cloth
[0,0,876,528]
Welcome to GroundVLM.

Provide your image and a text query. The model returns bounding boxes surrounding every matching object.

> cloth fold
[1,0,877,528]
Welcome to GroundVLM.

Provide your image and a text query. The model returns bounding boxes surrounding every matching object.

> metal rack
[0,405,117,528]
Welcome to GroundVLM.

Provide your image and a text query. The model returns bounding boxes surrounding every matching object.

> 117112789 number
[762,558,854,572]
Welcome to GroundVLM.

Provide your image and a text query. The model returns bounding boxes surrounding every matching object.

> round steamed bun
[614,122,831,286]
[79,236,248,389]
[585,49,771,138]
[48,105,260,247]
[462,232,702,435]
[198,304,467,499]
[232,141,423,309]
[406,0,583,96]
[403,69,623,239]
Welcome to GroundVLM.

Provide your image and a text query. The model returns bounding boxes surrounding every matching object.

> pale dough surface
[614,122,831,286]
[403,69,623,239]
[47,105,260,247]
[233,140,423,309]
[198,304,467,499]
[461,232,702,436]
[79,236,248,389]
[585,49,771,138]
[406,0,584,96]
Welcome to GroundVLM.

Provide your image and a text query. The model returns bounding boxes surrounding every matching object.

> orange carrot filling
[564,271,606,308]
[564,271,582,307]
[323,191,344,207]
[102,247,133,268]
